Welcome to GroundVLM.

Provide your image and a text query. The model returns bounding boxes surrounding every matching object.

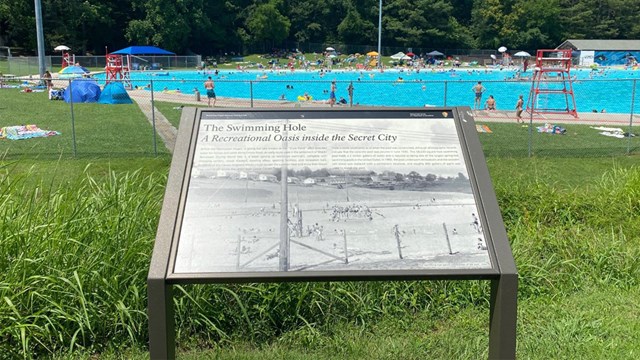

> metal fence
[246,43,531,60]
[5,55,202,76]
[1,76,638,159]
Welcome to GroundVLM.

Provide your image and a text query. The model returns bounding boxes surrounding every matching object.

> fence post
[527,77,537,158]
[628,79,636,155]
[68,79,77,157]
[443,81,448,107]
[250,81,254,108]
[150,79,158,156]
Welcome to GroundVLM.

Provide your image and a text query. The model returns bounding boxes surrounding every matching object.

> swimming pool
[96,68,640,113]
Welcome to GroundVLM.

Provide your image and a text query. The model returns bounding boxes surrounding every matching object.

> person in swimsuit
[472,81,486,110]
[515,94,524,123]
[485,95,496,110]
[329,81,336,107]
[204,76,216,107]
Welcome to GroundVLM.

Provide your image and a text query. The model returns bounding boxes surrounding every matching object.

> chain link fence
[4,56,202,76]
[1,76,638,159]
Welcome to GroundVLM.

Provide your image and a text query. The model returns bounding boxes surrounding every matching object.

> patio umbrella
[427,50,444,56]
[367,51,379,56]
[58,65,90,78]
[54,45,70,51]
[390,52,406,60]
[514,51,531,57]
[326,47,335,51]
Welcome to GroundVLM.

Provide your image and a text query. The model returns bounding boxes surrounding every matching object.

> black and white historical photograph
[173,114,492,273]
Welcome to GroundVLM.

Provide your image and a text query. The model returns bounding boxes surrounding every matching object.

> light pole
[34,0,46,78]
[377,0,382,68]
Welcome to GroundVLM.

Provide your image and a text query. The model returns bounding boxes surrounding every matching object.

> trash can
[194,89,201,102]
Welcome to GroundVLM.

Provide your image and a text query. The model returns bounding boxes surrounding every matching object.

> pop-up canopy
[111,46,175,55]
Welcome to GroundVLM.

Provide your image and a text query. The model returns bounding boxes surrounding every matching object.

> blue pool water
[96,68,640,113]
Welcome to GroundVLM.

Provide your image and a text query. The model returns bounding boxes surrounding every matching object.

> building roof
[557,39,640,51]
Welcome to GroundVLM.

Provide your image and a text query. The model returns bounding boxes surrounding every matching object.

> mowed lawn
[477,121,640,157]
[0,88,167,158]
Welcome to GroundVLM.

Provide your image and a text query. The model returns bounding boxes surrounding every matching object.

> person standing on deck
[204,76,216,107]
[472,81,486,110]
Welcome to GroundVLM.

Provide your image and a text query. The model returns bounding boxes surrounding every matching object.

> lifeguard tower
[105,53,131,88]
[527,49,578,118]
[54,45,74,69]
[61,52,75,68]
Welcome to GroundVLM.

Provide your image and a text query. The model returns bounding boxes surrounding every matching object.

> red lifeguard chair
[527,49,578,118]
[105,53,131,88]
[61,51,75,68]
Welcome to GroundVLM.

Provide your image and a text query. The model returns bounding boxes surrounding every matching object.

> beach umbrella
[326,47,335,51]
[390,52,406,60]
[498,46,508,53]
[58,65,90,78]
[427,50,444,56]
[54,45,70,51]
[367,51,379,56]
[406,52,415,57]
[514,51,531,57]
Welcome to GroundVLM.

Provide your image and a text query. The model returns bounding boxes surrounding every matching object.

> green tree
[383,0,471,49]
[337,7,376,44]
[471,0,508,49]
[125,0,191,52]
[0,0,35,51]
[510,0,563,49]
[246,2,291,49]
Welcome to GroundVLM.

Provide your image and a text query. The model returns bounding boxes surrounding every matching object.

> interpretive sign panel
[148,108,517,359]
[166,109,500,278]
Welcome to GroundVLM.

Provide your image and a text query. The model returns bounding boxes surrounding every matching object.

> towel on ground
[0,125,61,140]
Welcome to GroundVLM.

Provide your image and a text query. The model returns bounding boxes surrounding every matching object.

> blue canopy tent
[99,82,133,104]
[111,46,175,55]
[111,46,175,70]
[63,79,101,103]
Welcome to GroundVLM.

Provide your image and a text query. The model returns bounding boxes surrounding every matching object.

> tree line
[2,0,640,56]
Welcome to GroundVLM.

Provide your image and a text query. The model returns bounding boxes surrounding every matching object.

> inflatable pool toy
[297,95,313,101]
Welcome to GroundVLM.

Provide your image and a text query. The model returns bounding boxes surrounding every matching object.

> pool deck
[129,89,640,126]
[126,89,639,153]
[471,109,639,126]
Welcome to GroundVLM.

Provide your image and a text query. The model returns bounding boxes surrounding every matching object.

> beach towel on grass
[0,125,61,140]
[476,124,493,133]
[537,123,566,135]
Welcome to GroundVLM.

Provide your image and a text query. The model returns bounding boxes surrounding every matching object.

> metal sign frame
[148,107,517,359]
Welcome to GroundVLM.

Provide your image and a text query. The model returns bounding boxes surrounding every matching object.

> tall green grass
[0,168,164,357]
[1,165,639,358]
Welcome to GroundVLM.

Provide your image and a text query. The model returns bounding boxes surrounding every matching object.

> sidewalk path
[130,95,177,152]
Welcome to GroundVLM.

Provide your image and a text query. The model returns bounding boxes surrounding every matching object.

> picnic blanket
[0,125,61,140]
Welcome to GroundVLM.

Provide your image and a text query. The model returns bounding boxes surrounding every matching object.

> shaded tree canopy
[0,0,636,55]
